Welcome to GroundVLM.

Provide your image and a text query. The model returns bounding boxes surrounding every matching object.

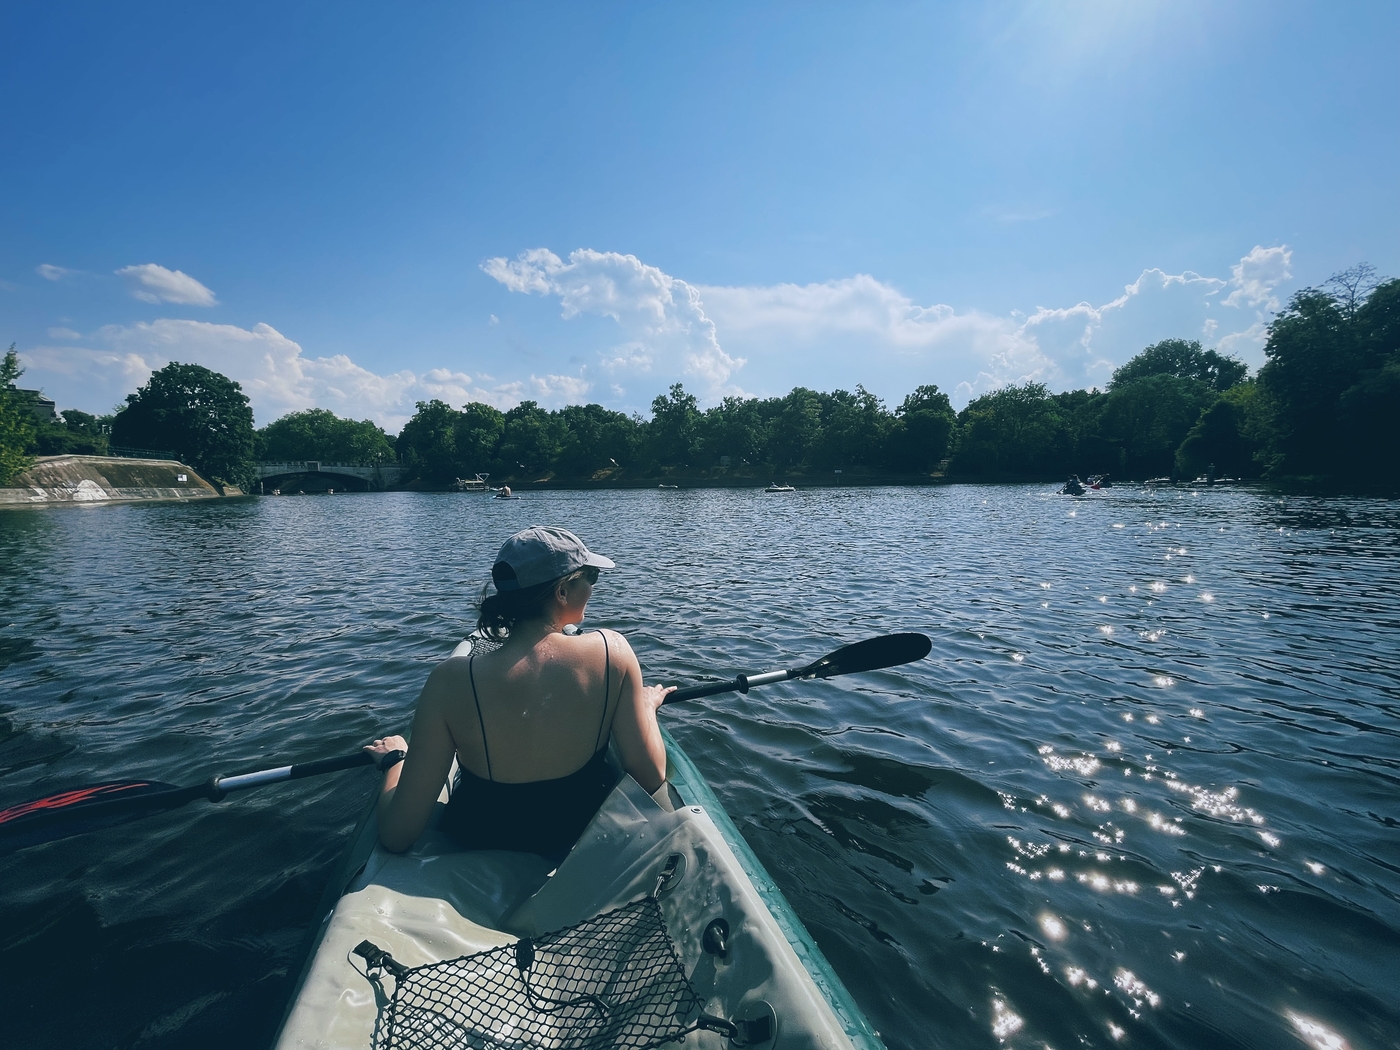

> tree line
[2,267,1396,488]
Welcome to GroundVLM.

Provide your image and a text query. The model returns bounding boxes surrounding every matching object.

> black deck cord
[514,937,612,1016]
[353,857,770,1045]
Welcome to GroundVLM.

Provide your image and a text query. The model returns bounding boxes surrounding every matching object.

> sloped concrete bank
[0,455,230,506]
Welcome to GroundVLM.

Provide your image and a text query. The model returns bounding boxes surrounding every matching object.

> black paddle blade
[0,779,195,852]
[796,632,932,679]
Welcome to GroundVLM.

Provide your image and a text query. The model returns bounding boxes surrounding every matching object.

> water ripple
[1,486,1398,1049]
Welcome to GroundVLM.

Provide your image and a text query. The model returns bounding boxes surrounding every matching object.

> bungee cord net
[355,892,737,1050]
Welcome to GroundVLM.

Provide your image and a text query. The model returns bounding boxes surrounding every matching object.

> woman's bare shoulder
[421,655,473,702]
[588,626,634,651]
[589,628,640,672]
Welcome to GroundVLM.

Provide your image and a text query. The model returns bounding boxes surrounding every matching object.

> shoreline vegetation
[3,269,1397,497]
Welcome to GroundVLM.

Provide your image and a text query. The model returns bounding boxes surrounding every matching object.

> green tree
[1053,388,1114,473]
[497,400,563,476]
[1337,276,1400,483]
[397,399,461,484]
[1110,339,1249,391]
[949,383,1075,477]
[454,402,506,474]
[556,403,638,477]
[0,345,37,483]
[1174,384,1261,480]
[31,408,112,456]
[887,384,955,472]
[768,388,824,469]
[110,362,255,486]
[57,409,113,441]
[813,386,891,468]
[1250,269,1400,482]
[1095,374,1216,478]
[647,384,702,470]
[257,408,395,462]
[700,395,770,469]
[1256,288,1362,476]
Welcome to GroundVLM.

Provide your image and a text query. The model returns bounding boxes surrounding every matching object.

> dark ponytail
[476,568,588,641]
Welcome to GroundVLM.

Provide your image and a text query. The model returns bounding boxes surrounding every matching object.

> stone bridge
[254,460,405,492]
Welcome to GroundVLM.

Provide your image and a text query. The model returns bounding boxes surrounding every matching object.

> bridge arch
[254,461,405,493]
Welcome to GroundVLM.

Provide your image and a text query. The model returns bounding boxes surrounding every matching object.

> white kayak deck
[274,761,881,1049]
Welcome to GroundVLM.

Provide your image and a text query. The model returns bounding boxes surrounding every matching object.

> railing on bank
[106,446,178,460]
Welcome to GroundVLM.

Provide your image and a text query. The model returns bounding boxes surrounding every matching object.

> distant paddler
[1059,475,1085,496]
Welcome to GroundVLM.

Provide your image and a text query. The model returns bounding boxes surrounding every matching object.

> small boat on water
[273,633,884,1050]
[764,482,796,493]
[658,483,679,489]
[1057,475,1085,496]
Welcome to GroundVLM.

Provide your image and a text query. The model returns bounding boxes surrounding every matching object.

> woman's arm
[606,631,674,793]
[365,664,459,852]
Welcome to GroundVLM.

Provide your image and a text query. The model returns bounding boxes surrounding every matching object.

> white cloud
[1223,245,1292,310]
[21,320,588,430]
[21,245,1292,427]
[1017,267,1232,392]
[982,205,1057,224]
[531,374,593,403]
[37,264,75,281]
[482,248,744,393]
[698,275,1049,400]
[485,245,1288,407]
[115,263,219,306]
[706,249,1287,402]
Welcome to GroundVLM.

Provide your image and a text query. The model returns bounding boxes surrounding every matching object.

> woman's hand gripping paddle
[662,632,932,705]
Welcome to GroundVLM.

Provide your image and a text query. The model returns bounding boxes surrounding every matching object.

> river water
[0,486,1396,1050]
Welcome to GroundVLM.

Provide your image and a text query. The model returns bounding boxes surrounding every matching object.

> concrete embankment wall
[0,455,227,506]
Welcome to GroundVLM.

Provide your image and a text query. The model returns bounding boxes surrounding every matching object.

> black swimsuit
[440,633,617,862]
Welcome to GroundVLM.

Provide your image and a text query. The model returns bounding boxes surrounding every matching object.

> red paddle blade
[0,780,182,851]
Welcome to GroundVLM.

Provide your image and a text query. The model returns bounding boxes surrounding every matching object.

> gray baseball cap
[492,526,616,591]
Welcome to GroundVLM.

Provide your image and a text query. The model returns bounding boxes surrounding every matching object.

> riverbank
[401,466,956,491]
[0,455,233,506]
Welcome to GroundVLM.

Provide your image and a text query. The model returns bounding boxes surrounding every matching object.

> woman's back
[366,526,672,860]
[445,628,619,783]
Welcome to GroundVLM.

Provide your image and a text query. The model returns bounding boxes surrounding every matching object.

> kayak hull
[273,732,885,1050]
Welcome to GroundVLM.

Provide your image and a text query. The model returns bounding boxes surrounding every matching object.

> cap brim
[583,551,616,570]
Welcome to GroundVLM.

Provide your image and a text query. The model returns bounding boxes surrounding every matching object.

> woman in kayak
[364,526,673,861]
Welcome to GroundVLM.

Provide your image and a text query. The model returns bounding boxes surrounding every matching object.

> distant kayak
[765,482,796,493]
[273,633,884,1050]
[1058,475,1086,496]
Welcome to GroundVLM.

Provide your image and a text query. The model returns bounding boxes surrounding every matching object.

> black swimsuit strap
[468,654,494,783]
[594,631,611,753]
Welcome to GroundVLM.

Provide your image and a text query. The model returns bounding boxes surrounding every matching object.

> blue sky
[3,1,1397,428]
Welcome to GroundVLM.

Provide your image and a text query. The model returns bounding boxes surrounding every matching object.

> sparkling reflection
[990,999,1023,1040]
[1114,968,1161,1009]
[1287,1013,1350,1050]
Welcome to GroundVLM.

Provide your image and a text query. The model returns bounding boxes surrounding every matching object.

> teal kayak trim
[661,726,887,1050]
